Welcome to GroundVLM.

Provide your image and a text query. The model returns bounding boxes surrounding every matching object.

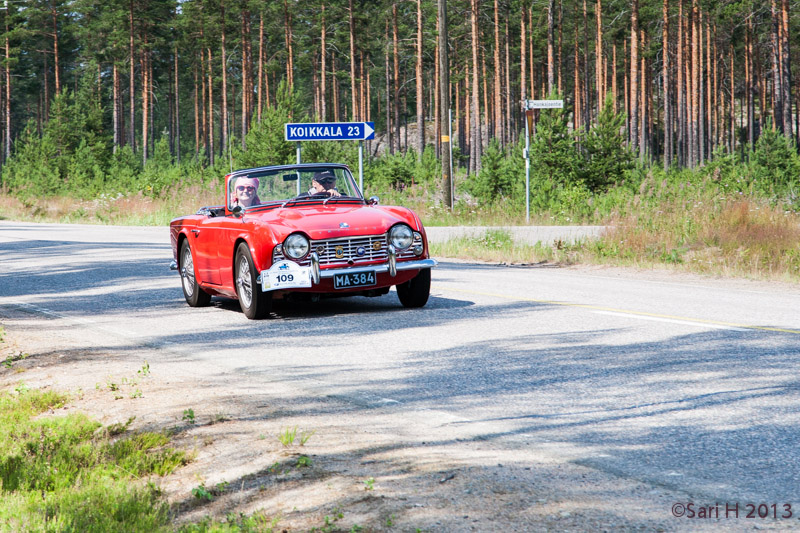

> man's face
[313,176,336,191]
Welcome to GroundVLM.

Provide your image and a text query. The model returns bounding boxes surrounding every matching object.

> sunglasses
[236,185,256,192]
[318,178,336,184]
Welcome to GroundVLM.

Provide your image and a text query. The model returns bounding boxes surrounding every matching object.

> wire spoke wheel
[234,243,272,319]
[179,239,211,307]
[237,255,253,308]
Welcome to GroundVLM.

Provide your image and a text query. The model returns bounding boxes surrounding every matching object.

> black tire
[180,239,212,307]
[234,243,272,319]
[396,268,431,308]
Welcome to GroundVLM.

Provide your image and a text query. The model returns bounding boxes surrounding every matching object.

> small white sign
[261,260,312,292]
[524,99,564,109]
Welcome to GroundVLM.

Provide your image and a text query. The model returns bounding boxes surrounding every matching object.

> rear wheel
[396,268,431,308]
[234,243,272,319]
[180,239,211,307]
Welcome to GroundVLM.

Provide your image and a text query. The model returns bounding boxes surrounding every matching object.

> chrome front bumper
[256,253,438,287]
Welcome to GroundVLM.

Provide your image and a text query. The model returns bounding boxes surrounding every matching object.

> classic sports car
[169,163,437,319]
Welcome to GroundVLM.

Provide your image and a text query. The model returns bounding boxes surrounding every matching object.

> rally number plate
[333,271,376,289]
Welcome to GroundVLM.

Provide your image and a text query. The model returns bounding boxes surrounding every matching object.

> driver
[308,171,341,197]
[232,176,261,207]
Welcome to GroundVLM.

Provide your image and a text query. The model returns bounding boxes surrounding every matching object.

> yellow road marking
[433,284,800,335]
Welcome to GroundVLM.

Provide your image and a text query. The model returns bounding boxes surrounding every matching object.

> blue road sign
[285,122,375,142]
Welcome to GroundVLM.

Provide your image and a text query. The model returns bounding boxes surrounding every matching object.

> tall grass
[587,176,800,280]
[0,184,220,226]
[0,388,188,532]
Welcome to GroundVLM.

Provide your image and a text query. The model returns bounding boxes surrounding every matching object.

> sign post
[285,122,376,193]
[522,100,563,223]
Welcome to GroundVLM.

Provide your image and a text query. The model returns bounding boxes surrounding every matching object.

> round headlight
[389,224,414,250]
[283,234,310,259]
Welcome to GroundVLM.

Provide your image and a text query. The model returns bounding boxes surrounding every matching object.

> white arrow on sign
[363,122,374,139]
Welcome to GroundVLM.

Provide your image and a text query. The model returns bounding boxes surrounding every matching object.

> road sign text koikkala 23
[285,122,375,142]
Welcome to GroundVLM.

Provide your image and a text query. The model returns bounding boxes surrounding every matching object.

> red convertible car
[170,163,437,319]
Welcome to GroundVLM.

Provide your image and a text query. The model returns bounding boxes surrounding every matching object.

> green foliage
[528,99,581,187]
[582,96,634,192]
[0,388,187,532]
[366,146,441,194]
[468,139,517,204]
[749,124,800,199]
[235,80,299,169]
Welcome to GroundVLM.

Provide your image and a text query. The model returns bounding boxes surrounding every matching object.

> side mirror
[232,205,244,218]
[368,196,380,206]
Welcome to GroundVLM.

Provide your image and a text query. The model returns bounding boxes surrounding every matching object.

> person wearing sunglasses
[307,171,341,197]
[232,176,261,208]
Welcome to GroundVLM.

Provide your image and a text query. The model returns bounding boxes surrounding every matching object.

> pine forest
[1,0,799,215]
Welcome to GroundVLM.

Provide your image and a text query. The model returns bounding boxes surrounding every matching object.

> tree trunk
[690,0,699,166]
[520,7,526,100]
[142,38,149,164]
[771,0,782,132]
[781,0,792,137]
[438,0,451,208]
[220,2,228,157]
[596,0,603,110]
[129,0,136,153]
[470,0,481,172]
[630,0,639,152]
[529,7,534,100]
[349,0,358,120]
[113,63,119,152]
[258,11,264,121]
[505,19,511,144]
[284,0,293,88]
[320,5,326,122]
[241,8,250,148]
[393,3,400,152]
[612,42,617,113]
[662,0,671,168]
[574,9,581,131]
[416,0,424,154]
[746,15,753,150]
[676,0,684,165]
[434,14,440,157]
[200,52,207,159]
[385,20,393,154]
[547,0,555,94]
[208,47,214,166]
[493,0,503,143]
[582,0,589,130]
[175,48,180,162]
[4,11,10,160]
[194,64,199,159]
[698,9,704,163]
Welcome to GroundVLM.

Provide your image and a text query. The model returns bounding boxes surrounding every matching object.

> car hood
[245,204,420,241]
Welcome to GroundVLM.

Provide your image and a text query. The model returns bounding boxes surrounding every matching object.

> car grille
[274,234,388,266]
[311,235,389,265]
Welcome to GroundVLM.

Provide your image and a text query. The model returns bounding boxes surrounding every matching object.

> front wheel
[396,268,431,308]
[180,239,211,307]
[234,243,272,319]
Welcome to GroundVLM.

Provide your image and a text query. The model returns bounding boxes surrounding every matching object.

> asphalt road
[2,220,800,510]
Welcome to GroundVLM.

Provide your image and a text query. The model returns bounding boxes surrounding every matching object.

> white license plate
[333,271,376,289]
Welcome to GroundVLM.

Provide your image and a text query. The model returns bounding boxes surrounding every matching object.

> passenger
[307,171,341,197]
[232,176,261,207]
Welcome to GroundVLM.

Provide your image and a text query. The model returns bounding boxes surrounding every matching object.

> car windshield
[228,166,361,210]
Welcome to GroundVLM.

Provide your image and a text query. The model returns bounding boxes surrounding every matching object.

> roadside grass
[0,387,189,532]
[0,184,219,226]
[586,182,800,281]
[429,229,573,265]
